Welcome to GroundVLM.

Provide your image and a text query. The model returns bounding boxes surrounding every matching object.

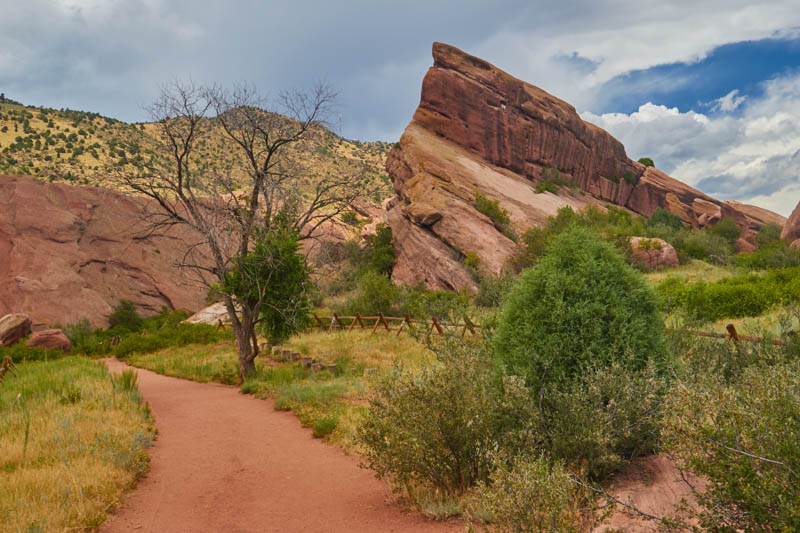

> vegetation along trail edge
[100,359,463,533]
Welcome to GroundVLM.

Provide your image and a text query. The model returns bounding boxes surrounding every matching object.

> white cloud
[582,73,800,216]
[712,89,748,112]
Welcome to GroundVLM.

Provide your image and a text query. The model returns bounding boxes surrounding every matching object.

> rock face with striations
[0,175,208,327]
[0,313,32,347]
[386,43,786,290]
[782,201,800,249]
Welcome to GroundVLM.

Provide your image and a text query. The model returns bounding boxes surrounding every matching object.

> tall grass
[0,357,155,533]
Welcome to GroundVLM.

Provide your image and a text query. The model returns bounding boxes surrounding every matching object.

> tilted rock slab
[0,175,208,327]
[782,200,800,249]
[386,43,786,290]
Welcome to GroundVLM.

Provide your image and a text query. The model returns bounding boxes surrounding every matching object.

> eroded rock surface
[0,175,208,326]
[782,200,800,249]
[386,43,785,290]
[0,313,32,347]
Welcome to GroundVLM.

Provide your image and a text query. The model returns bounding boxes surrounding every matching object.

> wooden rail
[311,313,482,338]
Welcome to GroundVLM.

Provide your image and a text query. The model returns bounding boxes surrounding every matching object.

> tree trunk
[236,323,257,381]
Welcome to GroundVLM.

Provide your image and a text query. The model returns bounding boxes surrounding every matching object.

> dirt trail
[100,359,464,533]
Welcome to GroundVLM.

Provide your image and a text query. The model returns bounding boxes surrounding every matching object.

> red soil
[100,359,464,533]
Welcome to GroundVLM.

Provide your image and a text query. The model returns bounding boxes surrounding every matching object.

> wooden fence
[311,314,794,347]
[311,313,482,338]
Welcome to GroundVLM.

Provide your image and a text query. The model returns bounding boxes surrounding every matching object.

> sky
[1,0,799,216]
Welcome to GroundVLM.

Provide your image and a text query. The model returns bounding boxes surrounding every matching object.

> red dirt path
[100,359,464,533]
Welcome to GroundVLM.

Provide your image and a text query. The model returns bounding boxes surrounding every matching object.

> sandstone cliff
[0,175,208,326]
[782,200,800,249]
[386,43,785,290]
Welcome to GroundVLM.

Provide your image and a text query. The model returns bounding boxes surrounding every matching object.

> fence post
[430,316,444,336]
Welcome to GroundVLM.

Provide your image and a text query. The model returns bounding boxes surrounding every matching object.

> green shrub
[474,192,510,228]
[757,222,784,248]
[358,340,506,496]
[622,170,639,186]
[494,226,669,389]
[312,416,338,438]
[673,229,731,264]
[0,343,64,363]
[334,271,400,317]
[368,223,396,275]
[638,157,654,167]
[646,207,684,231]
[665,359,800,531]
[401,284,468,321]
[735,241,800,270]
[534,181,558,194]
[108,300,143,332]
[708,217,742,243]
[475,454,598,533]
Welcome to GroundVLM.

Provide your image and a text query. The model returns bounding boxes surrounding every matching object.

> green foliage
[656,266,800,321]
[402,284,469,321]
[622,170,639,186]
[367,223,396,275]
[108,300,143,332]
[111,369,139,393]
[665,332,800,531]
[495,226,669,389]
[534,167,575,195]
[672,228,732,264]
[358,340,507,496]
[334,271,401,316]
[637,157,654,167]
[222,222,313,345]
[113,322,229,358]
[340,210,359,226]
[757,222,784,247]
[0,343,64,363]
[474,274,514,308]
[735,241,800,270]
[708,216,742,243]
[463,250,481,276]
[312,415,339,438]
[647,207,684,231]
[475,454,597,533]
[474,192,511,229]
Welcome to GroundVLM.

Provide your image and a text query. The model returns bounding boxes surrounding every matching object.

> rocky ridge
[385,43,786,290]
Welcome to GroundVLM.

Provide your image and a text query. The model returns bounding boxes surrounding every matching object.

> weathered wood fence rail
[311,313,482,338]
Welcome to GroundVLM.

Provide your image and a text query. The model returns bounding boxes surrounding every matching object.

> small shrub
[638,157,654,167]
[708,217,742,243]
[368,223,396,275]
[334,271,400,317]
[108,300,143,332]
[665,360,800,531]
[111,369,139,392]
[401,284,468,321]
[757,222,784,248]
[673,229,731,264]
[358,340,505,496]
[474,454,598,533]
[340,210,359,226]
[646,207,684,231]
[735,241,800,270]
[312,416,338,438]
[474,192,511,229]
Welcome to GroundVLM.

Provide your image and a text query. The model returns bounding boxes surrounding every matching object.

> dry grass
[0,356,155,533]
[644,259,733,285]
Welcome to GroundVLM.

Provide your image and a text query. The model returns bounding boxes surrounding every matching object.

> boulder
[183,302,230,325]
[782,200,800,249]
[630,237,679,271]
[385,43,785,290]
[26,328,71,353]
[0,313,32,347]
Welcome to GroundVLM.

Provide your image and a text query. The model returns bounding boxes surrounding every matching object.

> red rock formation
[386,43,785,289]
[0,313,31,347]
[0,175,208,327]
[782,201,800,249]
[27,328,71,353]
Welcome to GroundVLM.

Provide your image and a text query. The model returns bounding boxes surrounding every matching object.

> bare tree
[121,80,366,378]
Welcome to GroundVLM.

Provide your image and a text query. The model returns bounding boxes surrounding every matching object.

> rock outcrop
[0,175,208,327]
[386,43,786,290]
[782,201,800,249]
[184,302,230,326]
[27,328,71,353]
[630,237,680,271]
[0,313,32,347]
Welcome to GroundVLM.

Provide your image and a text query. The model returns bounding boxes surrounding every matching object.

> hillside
[0,95,393,203]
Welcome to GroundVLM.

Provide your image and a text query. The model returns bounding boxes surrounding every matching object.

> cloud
[582,73,800,216]
[712,89,748,112]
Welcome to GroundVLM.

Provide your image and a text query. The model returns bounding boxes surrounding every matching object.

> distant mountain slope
[0,96,393,203]
[385,43,786,290]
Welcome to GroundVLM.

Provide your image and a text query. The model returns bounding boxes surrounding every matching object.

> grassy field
[0,357,155,533]
[127,330,434,449]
